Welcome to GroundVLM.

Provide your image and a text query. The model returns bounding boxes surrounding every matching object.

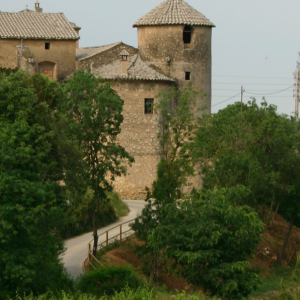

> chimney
[35,0,43,13]
[120,49,129,75]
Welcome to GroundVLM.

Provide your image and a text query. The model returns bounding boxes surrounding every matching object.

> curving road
[62,200,146,278]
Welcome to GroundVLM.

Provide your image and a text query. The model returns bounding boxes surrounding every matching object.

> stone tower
[133,0,215,113]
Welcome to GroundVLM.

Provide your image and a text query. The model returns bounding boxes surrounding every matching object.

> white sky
[1,0,300,116]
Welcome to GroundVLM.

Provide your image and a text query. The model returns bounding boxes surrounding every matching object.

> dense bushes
[61,190,128,239]
[76,265,144,297]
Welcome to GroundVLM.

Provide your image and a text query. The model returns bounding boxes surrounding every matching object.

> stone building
[77,0,215,199]
[0,1,79,80]
[0,0,214,199]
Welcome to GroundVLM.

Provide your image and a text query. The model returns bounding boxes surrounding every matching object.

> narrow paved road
[62,200,146,278]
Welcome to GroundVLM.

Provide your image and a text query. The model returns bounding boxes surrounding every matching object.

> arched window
[38,61,55,79]
[183,25,192,44]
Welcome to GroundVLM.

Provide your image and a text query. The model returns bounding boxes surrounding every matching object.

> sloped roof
[76,42,122,60]
[0,12,79,40]
[93,54,174,82]
[133,0,215,27]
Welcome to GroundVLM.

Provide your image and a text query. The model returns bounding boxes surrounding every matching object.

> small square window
[185,72,191,81]
[145,98,154,114]
[45,43,50,50]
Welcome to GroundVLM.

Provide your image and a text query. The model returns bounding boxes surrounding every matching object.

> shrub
[76,265,144,297]
[106,192,129,218]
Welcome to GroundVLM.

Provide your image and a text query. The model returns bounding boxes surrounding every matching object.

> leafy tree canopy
[148,187,264,300]
[63,70,134,254]
[0,71,72,297]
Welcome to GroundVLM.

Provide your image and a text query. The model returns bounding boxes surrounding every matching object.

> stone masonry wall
[111,80,173,200]
[137,25,212,114]
[0,39,77,80]
[76,43,138,72]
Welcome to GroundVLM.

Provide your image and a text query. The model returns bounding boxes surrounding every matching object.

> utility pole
[241,86,243,115]
[295,70,299,121]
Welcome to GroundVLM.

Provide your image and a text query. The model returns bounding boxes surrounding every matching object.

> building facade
[1,0,214,199]
[76,0,215,199]
[0,1,79,80]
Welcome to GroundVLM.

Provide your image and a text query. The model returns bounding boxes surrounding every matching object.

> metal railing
[87,218,136,269]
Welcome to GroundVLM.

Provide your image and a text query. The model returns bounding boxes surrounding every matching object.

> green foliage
[194,100,300,263]
[63,71,134,250]
[61,189,118,238]
[0,67,17,76]
[194,100,300,217]
[76,265,144,297]
[131,86,200,282]
[0,70,73,297]
[107,192,129,218]
[147,187,264,300]
[17,286,209,300]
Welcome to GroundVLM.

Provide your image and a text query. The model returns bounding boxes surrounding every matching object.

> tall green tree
[0,71,72,297]
[63,71,134,255]
[147,187,264,300]
[194,100,300,264]
[131,86,200,282]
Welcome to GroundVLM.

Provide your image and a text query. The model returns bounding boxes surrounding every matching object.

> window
[183,25,192,44]
[185,72,191,81]
[145,99,154,114]
[45,43,50,50]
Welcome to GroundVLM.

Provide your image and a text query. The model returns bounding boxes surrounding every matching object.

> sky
[1,0,300,116]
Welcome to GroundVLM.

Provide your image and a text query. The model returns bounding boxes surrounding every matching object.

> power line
[213,75,293,80]
[211,92,241,107]
[213,83,292,86]
[244,85,294,96]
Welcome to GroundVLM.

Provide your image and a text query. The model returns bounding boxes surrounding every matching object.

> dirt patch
[90,213,300,291]
[251,213,300,273]
[101,236,194,292]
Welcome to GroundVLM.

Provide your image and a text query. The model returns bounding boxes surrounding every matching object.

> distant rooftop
[76,42,123,61]
[94,54,174,82]
[0,7,79,40]
[133,0,215,27]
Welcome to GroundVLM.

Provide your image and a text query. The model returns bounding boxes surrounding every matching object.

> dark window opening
[45,43,50,50]
[183,25,192,44]
[185,72,191,81]
[145,98,154,114]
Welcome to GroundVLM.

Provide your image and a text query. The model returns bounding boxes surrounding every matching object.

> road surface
[62,200,146,278]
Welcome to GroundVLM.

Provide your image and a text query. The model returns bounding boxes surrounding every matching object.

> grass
[107,192,129,218]
[250,263,300,300]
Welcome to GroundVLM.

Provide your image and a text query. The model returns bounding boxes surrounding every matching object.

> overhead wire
[244,85,294,96]
[211,92,241,107]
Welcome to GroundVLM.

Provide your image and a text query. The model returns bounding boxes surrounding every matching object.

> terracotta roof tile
[76,42,122,60]
[0,12,79,40]
[133,0,215,27]
[94,54,174,82]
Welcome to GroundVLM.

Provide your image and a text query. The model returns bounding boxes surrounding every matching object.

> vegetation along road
[62,200,146,278]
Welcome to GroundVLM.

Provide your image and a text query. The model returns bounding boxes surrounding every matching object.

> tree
[63,71,134,255]
[193,100,300,264]
[0,71,72,297]
[147,187,264,300]
[131,86,200,282]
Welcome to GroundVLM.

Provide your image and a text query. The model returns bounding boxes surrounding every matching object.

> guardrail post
[106,231,108,247]
[88,244,91,262]
[120,224,122,242]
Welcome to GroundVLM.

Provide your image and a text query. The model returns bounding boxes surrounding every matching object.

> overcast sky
[1,0,300,116]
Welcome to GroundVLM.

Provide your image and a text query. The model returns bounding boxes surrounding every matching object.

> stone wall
[0,39,76,80]
[111,80,173,200]
[76,43,138,71]
[137,25,212,114]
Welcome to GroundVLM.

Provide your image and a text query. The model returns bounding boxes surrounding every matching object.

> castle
[0,0,214,199]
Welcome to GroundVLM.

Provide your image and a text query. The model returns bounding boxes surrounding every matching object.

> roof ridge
[133,0,215,27]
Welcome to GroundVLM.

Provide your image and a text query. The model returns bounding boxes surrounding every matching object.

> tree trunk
[93,187,99,257]
[277,214,295,265]
[269,201,282,228]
